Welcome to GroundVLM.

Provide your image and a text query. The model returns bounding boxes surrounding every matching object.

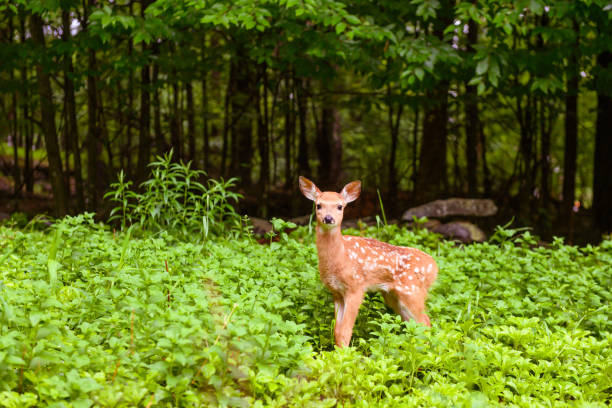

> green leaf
[414,67,425,81]
[476,57,489,76]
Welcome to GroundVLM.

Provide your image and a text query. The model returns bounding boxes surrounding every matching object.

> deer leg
[334,290,364,347]
[334,296,345,325]
[396,290,431,327]
[381,291,401,315]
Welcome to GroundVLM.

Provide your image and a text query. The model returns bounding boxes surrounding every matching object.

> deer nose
[323,215,335,224]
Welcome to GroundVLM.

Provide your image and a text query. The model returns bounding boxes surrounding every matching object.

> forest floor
[0,219,609,406]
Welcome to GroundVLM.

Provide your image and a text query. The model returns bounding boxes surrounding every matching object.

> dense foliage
[1,215,609,406]
[104,151,245,238]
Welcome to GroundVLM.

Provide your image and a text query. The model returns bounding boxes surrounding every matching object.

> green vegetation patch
[0,217,610,407]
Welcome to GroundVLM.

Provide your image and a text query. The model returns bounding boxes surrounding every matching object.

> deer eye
[316,204,321,210]
[337,205,343,210]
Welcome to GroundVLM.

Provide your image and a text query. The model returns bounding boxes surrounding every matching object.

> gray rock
[249,217,273,235]
[288,214,312,226]
[432,221,486,243]
[402,198,498,220]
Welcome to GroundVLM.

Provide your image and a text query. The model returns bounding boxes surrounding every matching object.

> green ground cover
[0,214,610,407]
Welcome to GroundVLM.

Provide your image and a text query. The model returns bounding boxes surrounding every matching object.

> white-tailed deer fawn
[299,176,438,347]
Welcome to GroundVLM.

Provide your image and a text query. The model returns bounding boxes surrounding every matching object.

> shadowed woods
[1,0,612,243]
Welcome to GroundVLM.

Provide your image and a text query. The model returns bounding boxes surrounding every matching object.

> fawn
[299,176,438,347]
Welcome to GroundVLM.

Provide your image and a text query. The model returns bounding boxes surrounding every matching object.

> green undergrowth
[0,215,610,407]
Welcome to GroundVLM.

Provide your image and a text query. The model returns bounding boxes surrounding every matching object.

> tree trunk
[9,15,21,196]
[231,48,254,187]
[221,62,232,177]
[62,8,85,212]
[151,42,164,156]
[417,84,449,202]
[316,84,342,189]
[387,85,403,212]
[30,13,68,216]
[479,118,491,196]
[296,78,311,177]
[201,41,210,172]
[186,81,196,164]
[284,73,295,188]
[125,0,134,176]
[98,87,114,177]
[593,51,612,235]
[416,1,452,202]
[412,105,419,195]
[539,97,553,231]
[86,47,101,208]
[515,93,537,215]
[256,65,270,217]
[563,20,579,238]
[170,78,182,160]
[136,44,151,183]
[464,18,479,196]
[20,14,33,194]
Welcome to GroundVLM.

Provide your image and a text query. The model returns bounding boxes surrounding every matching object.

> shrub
[105,151,245,239]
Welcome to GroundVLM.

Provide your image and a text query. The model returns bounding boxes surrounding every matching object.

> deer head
[299,176,361,230]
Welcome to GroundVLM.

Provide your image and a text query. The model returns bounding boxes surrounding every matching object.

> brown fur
[299,176,438,347]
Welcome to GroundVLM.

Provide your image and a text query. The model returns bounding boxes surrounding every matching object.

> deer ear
[299,176,320,201]
[341,180,361,203]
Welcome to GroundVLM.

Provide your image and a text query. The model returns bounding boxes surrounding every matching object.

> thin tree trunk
[62,8,85,211]
[464,17,479,196]
[540,98,552,211]
[284,73,293,188]
[412,105,419,195]
[152,43,164,156]
[256,65,270,217]
[316,82,342,188]
[316,104,333,188]
[9,15,21,196]
[30,13,68,216]
[416,0,452,202]
[84,0,102,210]
[563,19,579,239]
[452,94,462,192]
[296,77,311,177]
[221,63,232,177]
[185,81,196,163]
[98,86,114,180]
[479,115,491,196]
[231,47,254,186]
[387,85,403,210]
[201,38,210,172]
[593,51,612,235]
[417,84,449,202]
[136,44,151,183]
[170,78,181,160]
[125,0,134,175]
[515,92,536,213]
[20,14,33,194]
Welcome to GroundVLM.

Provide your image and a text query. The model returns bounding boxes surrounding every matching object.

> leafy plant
[105,151,243,239]
[0,220,609,406]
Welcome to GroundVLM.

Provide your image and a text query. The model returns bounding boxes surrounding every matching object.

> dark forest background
[0,0,611,242]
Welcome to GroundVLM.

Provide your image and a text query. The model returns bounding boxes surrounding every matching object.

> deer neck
[315,224,345,266]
